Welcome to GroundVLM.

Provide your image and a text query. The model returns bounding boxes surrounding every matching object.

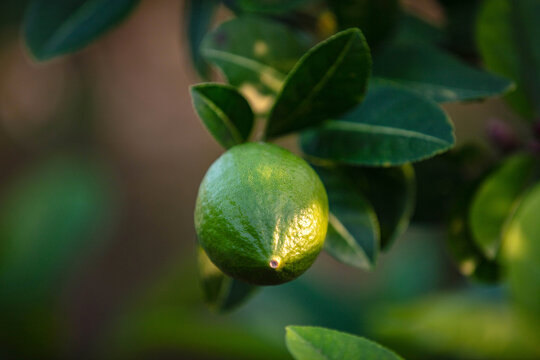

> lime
[195,142,328,285]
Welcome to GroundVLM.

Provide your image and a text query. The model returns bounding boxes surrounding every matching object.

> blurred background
[0,0,538,359]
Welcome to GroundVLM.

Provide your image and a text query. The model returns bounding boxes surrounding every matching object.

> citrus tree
[6,0,540,358]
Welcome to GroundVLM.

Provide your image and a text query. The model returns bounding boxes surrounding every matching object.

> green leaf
[504,182,540,323]
[328,0,400,48]
[344,165,416,250]
[316,167,379,269]
[447,182,501,283]
[0,155,115,308]
[477,0,540,119]
[265,28,371,139]
[285,326,404,360]
[23,0,140,61]
[373,42,514,102]
[230,0,312,14]
[469,153,537,259]
[186,0,219,79]
[200,15,310,110]
[190,83,254,148]
[370,292,540,359]
[392,14,444,45]
[198,247,258,312]
[300,82,455,166]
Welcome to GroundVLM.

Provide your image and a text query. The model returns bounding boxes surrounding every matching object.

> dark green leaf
[198,247,258,312]
[186,0,219,79]
[344,165,416,250]
[190,83,254,148]
[285,326,404,360]
[229,0,312,14]
[23,0,140,61]
[265,28,371,139]
[317,166,379,269]
[200,15,311,112]
[469,153,537,259]
[477,0,540,119]
[0,155,115,307]
[328,0,400,48]
[439,0,481,57]
[374,42,514,102]
[392,14,444,45]
[413,144,494,223]
[504,182,540,323]
[300,82,455,166]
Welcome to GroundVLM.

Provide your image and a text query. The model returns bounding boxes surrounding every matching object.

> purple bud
[528,141,540,154]
[533,120,540,140]
[486,118,518,152]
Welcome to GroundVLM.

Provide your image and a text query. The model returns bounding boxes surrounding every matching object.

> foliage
[2,0,539,358]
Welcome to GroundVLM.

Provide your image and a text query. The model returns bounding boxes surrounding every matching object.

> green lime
[195,142,329,285]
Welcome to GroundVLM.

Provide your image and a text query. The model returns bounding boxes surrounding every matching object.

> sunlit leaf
[477,0,540,119]
[23,0,140,61]
[286,326,404,360]
[300,82,455,166]
[200,15,311,112]
[190,83,254,148]
[374,42,514,102]
[504,182,540,324]
[469,153,537,259]
[265,28,371,139]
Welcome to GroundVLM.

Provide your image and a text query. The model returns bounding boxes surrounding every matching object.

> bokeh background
[0,0,537,359]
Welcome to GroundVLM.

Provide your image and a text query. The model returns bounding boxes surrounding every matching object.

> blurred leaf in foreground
[370,292,540,359]
[286,325,403,360]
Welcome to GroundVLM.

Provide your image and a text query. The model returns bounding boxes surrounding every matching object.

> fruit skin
[195,142,329,285]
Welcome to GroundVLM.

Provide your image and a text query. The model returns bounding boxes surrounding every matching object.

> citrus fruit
[194,142,329,285]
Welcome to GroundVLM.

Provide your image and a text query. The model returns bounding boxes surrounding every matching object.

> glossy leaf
[317,167,379,269]
[469,154,537,259]
[328,0,400,48]
[186,0,219,79]
[23,0,140,61]
[344,165,416,250]
[200,16,310,104]
[0,155,115,307]
[190,83,254,148]
[504,183,540,323]
[265,28,371,139]
[198,247,258,312]
[477,0,540,119]
[374,42,514,102]
[286,326,404,360]
[300,83,455,166]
